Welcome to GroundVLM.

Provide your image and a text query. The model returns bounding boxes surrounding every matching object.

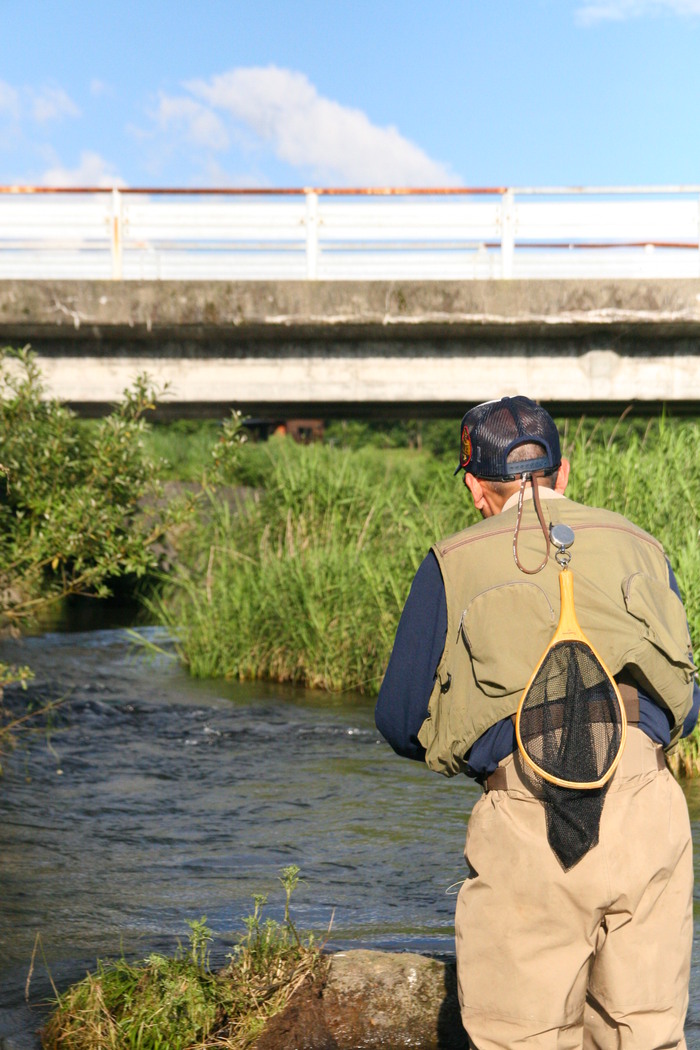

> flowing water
[1,627,700,1049]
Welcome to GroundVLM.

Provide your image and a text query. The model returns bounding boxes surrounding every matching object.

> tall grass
[161,440,469,693]
[160,418,700,705]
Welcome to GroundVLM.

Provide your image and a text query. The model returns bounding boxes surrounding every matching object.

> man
[375,396,699,1050]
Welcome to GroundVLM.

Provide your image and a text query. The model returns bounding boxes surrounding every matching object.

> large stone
[255,950,469,1050]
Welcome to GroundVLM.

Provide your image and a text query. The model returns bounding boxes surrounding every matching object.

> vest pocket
[623,573,694,670]
[461,582,556,697]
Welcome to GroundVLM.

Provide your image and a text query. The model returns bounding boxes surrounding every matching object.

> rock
[254,970,333,1050]
[255,950,469,1050]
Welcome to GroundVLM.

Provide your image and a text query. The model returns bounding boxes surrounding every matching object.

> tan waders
[455,728,692,1049]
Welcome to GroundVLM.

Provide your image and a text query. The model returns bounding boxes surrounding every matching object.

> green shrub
[0,347,171,632]
[0,350,248,761]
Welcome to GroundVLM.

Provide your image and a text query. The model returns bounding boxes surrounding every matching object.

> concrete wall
[2,278,700,414]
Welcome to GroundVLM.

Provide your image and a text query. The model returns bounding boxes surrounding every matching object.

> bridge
[2,186,700,414]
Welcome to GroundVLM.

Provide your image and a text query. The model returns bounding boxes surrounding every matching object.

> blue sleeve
[375,552,447,760]
[667,562,700,738]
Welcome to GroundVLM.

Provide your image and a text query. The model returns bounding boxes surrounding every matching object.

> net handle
[551,569,582,641]
[514,568,628,790]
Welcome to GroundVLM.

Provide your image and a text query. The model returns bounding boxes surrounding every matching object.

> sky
[1,0,700,190]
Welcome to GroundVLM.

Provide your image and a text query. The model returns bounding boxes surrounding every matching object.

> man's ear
[464,472,487,511]
[555,457,570,494]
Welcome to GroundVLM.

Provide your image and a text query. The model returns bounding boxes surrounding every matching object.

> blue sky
[1,0,700,189]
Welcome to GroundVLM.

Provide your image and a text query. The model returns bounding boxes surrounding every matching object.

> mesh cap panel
[456,396,561,478]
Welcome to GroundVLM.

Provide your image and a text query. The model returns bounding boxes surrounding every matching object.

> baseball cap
[454,396,561,480]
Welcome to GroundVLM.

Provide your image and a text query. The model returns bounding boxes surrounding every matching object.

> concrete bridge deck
[2,278,700,415]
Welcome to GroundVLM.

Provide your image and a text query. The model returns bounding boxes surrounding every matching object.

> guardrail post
[305,190,319,279]
[500,189,514,278]
[111,187,123,280]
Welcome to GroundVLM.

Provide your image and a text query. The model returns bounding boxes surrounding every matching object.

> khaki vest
[417,497,695,777]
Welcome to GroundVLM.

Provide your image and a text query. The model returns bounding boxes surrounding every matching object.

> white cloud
[182,66,457,185]
[197,155,269,188]
[576,0,700,23]
[90,79,112,98]
[30,86,81,123]
[41,150,124,188]
[0,80,80,123]
[154,93,229,151]
[0,80,20,119]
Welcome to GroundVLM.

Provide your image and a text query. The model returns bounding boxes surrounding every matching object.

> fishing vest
[417,496,696,777]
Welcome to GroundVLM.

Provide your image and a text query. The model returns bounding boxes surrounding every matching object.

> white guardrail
[2,185,700,281]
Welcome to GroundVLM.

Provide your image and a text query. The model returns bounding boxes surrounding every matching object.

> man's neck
[501,486,566,514]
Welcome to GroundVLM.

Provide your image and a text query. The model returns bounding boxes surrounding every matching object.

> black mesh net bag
[515,531,627,869]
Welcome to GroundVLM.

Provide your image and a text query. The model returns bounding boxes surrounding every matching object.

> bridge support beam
[1,279,700,413]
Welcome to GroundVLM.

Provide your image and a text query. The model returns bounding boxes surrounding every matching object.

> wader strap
[615,680,640,724]
[483,766,509,792]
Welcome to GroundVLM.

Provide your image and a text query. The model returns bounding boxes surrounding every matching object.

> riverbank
[42,946,467,1050]
[42,868,323,1050]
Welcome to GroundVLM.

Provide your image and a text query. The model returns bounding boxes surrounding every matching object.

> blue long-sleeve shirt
[375,551,700,779]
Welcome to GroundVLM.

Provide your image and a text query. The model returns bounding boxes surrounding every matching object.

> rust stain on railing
[3,184,700,196]
[0,185,507,196]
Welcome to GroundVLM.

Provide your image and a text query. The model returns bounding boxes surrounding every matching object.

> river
[1,627,699,1049]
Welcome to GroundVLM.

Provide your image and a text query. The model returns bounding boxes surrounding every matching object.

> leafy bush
[0,348,199,758]
[0,347,173,633]
[324,417,455,455]
[140,419,223,481]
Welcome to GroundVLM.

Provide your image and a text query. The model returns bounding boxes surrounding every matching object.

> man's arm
[374,551,447,760]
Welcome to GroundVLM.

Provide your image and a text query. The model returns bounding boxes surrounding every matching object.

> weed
[42,868,323,1050]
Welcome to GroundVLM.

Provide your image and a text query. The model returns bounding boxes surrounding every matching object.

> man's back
[419,494,695,776]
